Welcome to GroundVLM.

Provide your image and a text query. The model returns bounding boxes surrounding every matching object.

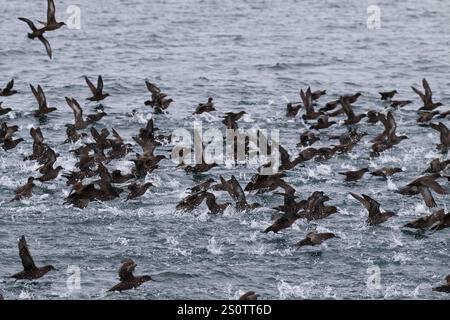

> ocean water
[0,0,449,300]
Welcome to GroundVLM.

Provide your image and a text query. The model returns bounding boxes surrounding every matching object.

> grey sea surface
[0,0,449,299]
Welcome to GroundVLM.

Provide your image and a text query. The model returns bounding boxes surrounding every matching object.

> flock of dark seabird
[0,0,449,300]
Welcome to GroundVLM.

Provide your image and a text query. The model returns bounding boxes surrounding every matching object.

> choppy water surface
[0,0,449,299]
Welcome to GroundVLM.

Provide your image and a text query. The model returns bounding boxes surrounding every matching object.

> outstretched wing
[38,35,52,59]
[349,192,370,212]
[6,79,14,91]
[65,97,84,124]
[118,259,136,281]
[18,236,37,271]
[97,75,104,93]
[85,76,97,94]
[47,0,57,24]
[145,81,161,94]
[18,17,38,32]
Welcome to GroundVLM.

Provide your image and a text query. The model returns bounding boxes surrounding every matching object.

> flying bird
[11,236,56,280]
[18,17,52,59]
[108,259,152,292]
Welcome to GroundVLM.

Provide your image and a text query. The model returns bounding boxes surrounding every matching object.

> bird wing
[386,111,397,139]
[340,97,355,118]
[145,81,161,94]
[118,259,136,281]
[38,35,52,59]
[30,127,44,144]
[362,194,381,218]
[30,84,42,106]
[349,192,370,212]
[18,236,37,271]
[6,79,14,91]
[229,175,247,204]
[421,179,448,195]
[37,85,48,109]
[65,97,83,124]
[18,17,38,32]
[422,78,433,102]
[97,75,104,93]
[85,76,97,94]
[47,0,57,24]
[411,86,426,103]
[111,128,124,144]
[418,186,437,208]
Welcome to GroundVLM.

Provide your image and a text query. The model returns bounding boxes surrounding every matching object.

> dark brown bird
[30,84,57,117]
[222,111,247,129]
[244,172,293,194]
[18,18,52,59]
[296,231,336,247]
[126,182,153,201]
[417,111,439,123]
[86,111,107,124]
[433,275,450,293]
[0,122,19,143]
[343,92,362,104]
[107,129,132,160]
[277,145,305,171]
[309,115,336,130]
[298,131,320,147]
[85,76,110,102]
[298,191,337,221]
[11,236,56,280]
[0,102,12,116]
[370,167,403,179]
[390,100,412,109]
[430,212,450,231]
[12,177,35,201]
[349,193,396,226]
[397,174,448,208]
[366,110,381,124]
[38,0,65,31]
[412,78,443,111]
[184,162,218,174]
[144,81,173,113]
[379,90,397,100]
[300,87,322,120]
[429,122,450,151]
[339,168,369,182]
[311,90,327,101]
[108,259,152,292]
[286,102,301,118]
[193,97,216,114]
[37,147,63,182]
[423,158,450,174]
[0,79,18,96]
[220,175,260,211]
[176,190,208,212]
[64,125,84,143]
[188,178,215,194]
[239,291,259,300]
[65,181,99,208]
[319,99,340,112]
[371,111,408,156]
[2,134,24,151]
[403,209,445,230]
[340,97,366,125]
[205,192,231,214]
[111,170,134,184]
[263,211,300,233]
